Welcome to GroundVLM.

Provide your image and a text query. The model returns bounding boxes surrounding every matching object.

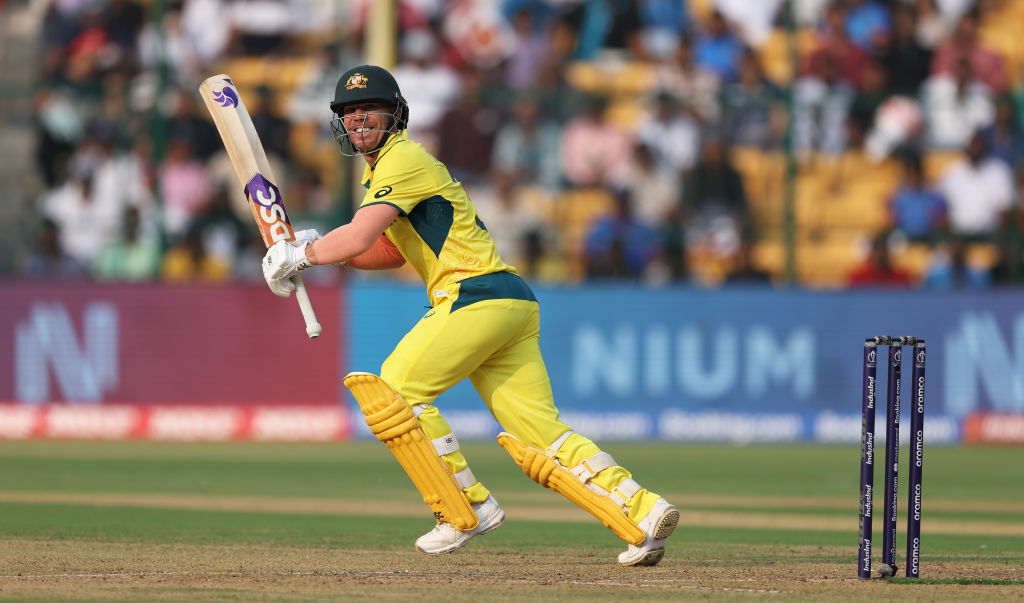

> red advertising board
[0,403,351,441]
[0,282,345,405]
[963,412,1024,445]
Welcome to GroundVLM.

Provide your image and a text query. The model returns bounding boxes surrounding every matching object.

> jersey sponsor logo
[374,186,393,198]
[346,73,368,90]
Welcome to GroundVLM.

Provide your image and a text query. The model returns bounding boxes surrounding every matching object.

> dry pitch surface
[1,538,1021,602]
[1,494,1021,602]
[1,442,1022,601]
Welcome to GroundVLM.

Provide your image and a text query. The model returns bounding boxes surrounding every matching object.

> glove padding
[293,229,322,244]
[263,239,313,298]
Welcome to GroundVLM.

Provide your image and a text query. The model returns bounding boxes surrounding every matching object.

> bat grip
[290,274,322,339]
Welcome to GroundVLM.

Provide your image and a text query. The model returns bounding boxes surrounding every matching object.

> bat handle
[290,274,322,339]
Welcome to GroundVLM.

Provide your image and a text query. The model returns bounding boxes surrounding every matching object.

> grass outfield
[0,441,1022,601]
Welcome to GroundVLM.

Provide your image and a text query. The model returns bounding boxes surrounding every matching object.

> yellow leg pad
[497,432,645,545]
[344,372,479,531]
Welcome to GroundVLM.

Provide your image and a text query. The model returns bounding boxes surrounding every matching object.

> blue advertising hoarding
[349,282,1024,443]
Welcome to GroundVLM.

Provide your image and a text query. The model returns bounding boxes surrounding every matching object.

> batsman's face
[341,102,393,152]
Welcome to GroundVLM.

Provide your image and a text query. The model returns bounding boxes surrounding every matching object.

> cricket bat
[199,74,322,339]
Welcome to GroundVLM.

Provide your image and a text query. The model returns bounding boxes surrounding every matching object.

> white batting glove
[293,229,322,244]
[263,240,313,298]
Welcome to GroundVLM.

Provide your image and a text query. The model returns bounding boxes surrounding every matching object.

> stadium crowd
[16,0,1024,289]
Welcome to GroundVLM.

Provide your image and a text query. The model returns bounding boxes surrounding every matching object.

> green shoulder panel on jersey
[407,195,454,257]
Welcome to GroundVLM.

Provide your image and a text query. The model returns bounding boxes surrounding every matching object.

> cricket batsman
[261,64,678,566]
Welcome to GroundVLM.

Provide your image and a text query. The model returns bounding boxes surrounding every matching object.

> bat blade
[199,74,322,339]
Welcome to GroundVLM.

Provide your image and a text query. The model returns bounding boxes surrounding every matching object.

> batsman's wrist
[303,241,318,267]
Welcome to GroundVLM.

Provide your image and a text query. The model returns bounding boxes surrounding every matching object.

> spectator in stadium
[491,92,563,193]
[912,0,953,50]
[165,88,222,162]
[86,126,158,238]
[136,3,202,87]
[624,142,681,228]
[634,90,700,174]
[846,233,915,288]
[249,86,292,161]
[930,10,1008,93]
[33,86,83,188]
[288,43,352,128]
[225,0,298,56]
[637,0,690,37]
[93,206,161,281]
[841,0,891,52]
[803,2,869,89]
[650,34,721,123]
[98,0,146,69]
[582,189,662,281]
[188,184,250,271]
[887,154,948,243]
[468,171,547,271]
[159,135,212,239]
[559,93,632,189]
[437,67,502,186]
[936,131,1015,242]
[794,54,855,155]
[40,153,121,268]
[518,227,568,284]
[884,152,946,242]
[920,56,994,149]
[392,28,461,153]
[503,6,553,90]
[922,238,992,289]
[981,95,1024,169]
[878,2,932,97]
[180,0,232,67]
[849,58,893,142]
[693,10,744,82]
[563,0,643,61]
[681,137,749,262]
[160,227,231,283]
[719,47,783,149]
[22,217,89,280]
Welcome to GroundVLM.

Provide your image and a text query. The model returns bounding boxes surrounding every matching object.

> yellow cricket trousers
[380,294,659,524]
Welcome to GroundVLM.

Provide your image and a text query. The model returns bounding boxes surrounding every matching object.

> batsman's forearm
[348,235,406,270]
[307,223,377,266]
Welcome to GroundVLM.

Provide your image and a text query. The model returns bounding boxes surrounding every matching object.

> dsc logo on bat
[245,173,294,243]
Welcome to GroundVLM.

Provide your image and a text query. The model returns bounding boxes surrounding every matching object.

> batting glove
[293,229,322,244]
[263,240,313,298]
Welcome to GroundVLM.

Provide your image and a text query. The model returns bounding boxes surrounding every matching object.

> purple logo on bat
[213,78,239,108]
[246,173,293,244]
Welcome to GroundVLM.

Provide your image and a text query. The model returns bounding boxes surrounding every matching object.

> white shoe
[415,495,505,554]
[618,498,679,567]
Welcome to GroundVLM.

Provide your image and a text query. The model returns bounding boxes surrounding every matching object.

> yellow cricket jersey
[358,131,534,309]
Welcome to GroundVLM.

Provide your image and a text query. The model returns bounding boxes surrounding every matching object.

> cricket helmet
[329,65,409,156]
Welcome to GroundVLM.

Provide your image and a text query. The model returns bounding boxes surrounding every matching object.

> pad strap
[609,478,641,507]
[432,432,460,456]
[454,467,477,489]
[570,451,617,482]
[546,430,574,456]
